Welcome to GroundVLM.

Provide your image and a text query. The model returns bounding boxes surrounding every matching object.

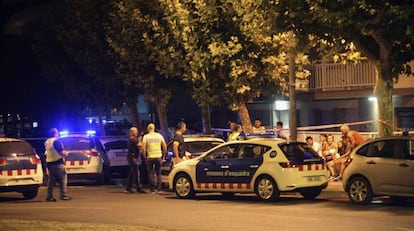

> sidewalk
[322,180,347,196]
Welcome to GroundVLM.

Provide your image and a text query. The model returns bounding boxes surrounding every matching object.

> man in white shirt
[252,118,266,134]
[305,136,321,155]
[142,123,167,194]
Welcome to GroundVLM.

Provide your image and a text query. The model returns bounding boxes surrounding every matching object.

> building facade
[247,62,414,132]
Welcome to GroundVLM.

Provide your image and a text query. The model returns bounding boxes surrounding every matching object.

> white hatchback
[0,138,43,199]
[343,136,414,204]
[169,138,329,201]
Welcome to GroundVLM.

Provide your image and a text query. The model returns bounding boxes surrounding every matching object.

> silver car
[343,136,414,204]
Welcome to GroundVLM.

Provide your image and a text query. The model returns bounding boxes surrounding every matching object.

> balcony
[307,62,377,91]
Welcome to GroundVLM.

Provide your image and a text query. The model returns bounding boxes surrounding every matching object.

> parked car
[169,138,329,201]
[0,138,43,199]
[343,136,414,204]
[57,133,111,184]
[23,137,47,184]
[161,135,225,179]
[100,137,129,175]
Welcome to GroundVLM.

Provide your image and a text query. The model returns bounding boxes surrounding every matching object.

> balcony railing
[308,62,377,91]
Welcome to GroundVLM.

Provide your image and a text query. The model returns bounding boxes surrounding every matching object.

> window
[279,142,321,162]
[238,144,270,159]
[401,140,414,160]
[104,140,127,150]
[369,140,395,158]
[204,145,236,160]
[60,138,94,150]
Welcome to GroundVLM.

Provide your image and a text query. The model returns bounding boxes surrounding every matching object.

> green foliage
[164,0,307,111]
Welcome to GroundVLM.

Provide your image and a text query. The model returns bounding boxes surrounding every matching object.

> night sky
[0,0,67,136]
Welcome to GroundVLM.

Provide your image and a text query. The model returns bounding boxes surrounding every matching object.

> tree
[163,0,307,133]
[274,0,414,136]
[107,0,184,140]
[26,0,124,135]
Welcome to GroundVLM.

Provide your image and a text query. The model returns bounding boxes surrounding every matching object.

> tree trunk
[374,63,394,137]
[238,103,253,134]
[127,97,140,128]
[97,105,106,136]
[154,102,170,141]
[200,104,212,133]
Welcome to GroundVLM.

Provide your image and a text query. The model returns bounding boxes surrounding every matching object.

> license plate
[307,176,321,182]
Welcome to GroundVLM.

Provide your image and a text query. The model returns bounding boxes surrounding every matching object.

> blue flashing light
[86,130,96,136]
[59,130,69,137]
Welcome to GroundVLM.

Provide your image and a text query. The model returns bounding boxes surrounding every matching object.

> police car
[0,138,43,199]
[169,138,329,201]
[100,137,129,175]
[57,132,110,184]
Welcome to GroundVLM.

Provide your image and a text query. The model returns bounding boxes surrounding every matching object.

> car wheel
[255,176,280,201]
[300,189,322,200]
[348,177,373,205]
[173,173,195,199]
[22,189,38,199]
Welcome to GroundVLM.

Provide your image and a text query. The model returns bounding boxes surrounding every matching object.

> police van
[0,138,43,199]
[169,138,329,201]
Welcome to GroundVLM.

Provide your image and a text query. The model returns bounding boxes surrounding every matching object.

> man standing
[340,125,365,147]
[142,123,167,194]
[252,118,266,134]
[125,127,146,193]
[44,128,71,201]
[275,121,289,140]
[172,121,187,165]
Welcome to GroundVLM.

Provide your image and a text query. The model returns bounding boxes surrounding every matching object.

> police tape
[212,119,401,133]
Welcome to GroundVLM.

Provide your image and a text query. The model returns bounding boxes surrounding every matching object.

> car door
[195,144,236,185]
[395,139,414,194]
[195,143,264,190]
[365,140,400,194]
[226,144,264,184]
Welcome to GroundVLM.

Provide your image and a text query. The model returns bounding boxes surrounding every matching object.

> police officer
[125,127,146,193]
[44,128,71,201]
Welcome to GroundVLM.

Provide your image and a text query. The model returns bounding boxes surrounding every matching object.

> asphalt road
[0,181,413,231]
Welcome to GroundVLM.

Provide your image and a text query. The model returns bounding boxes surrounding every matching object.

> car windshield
[0,141,35,156]
[279,142,322,163]
[186,141,223,154]
[59,137,94,150]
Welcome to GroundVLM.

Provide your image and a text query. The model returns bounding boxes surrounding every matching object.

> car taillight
[83,150,99,157]
[29,155,41,164]
[0,158,7,166]
[279,162,300,168]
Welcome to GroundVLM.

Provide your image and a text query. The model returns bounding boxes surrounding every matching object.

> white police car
[0,138,43,199]
[56,132,110,184]
[169,138,329,201]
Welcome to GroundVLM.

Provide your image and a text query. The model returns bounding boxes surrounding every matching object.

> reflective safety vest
[45,138,63,163]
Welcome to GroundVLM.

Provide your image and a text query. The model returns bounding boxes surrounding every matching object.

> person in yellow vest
[44,128,71,201]
[142,123,167,194]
